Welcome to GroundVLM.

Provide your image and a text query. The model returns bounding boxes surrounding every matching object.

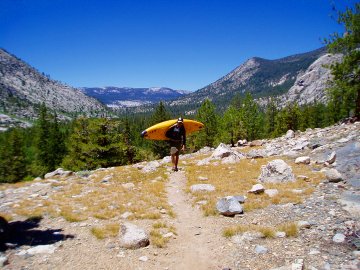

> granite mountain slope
[0,48,107,121]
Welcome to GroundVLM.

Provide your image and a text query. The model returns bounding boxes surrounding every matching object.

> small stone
[297,221,311,229]
[198,176,208,181]
[275,231,286,238]
[139,256,148,262]
[190,184,215,193]
[255,245,268,254]
[332,233,346,243]
[309,249,321,255]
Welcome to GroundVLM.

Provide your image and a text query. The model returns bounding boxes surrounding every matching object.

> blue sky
[0,0,356,91]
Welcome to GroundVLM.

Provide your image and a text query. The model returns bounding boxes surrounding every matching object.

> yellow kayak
[141,119,204,140]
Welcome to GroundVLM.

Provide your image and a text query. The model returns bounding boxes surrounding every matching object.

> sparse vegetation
[91,223,120,239]
[185,152,324,216]
[223,222,298,238]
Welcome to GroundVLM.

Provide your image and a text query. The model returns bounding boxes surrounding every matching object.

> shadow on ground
[0,216,75,251]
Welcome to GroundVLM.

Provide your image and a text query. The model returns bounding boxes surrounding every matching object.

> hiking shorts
[169,140,182,155]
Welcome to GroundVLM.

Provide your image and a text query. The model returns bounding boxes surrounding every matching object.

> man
[165,117,186,171]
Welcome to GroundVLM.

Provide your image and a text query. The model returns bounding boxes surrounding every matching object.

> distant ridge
[80,86,189,108]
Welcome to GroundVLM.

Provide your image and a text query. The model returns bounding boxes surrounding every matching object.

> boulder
[248,184,265,194]
[326,151,336,164]
[44,168,73,178]
[285,130,295,139]
[216,196,243,216]
[211,143,232,159]
[119,223,149,249]
[258,159,296,183]
[295,156,310,164]
[27,244,57,255]
[190,184,215,193]
[324,168,343,182]
[237,139,247,146]
[249,140,264,147]
[141,161,161,173]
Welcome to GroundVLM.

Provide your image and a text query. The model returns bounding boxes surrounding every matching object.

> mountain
[0,48,107,122]
[167,47,333,114]
[80,86,189,108]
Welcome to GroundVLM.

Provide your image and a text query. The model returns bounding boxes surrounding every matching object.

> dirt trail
[159,170,230,270]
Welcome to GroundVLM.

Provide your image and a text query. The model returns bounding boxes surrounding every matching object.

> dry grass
[223,221,298,238]
[6,164,173,229]
[91,223,120,239]
[150,221,177,248]
[186,152,324,216]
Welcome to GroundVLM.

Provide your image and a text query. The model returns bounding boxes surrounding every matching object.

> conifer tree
[0,129,27,183]
[193,99,218,148]
[326,3,360,120]
[149,101,171,158]
[239,93,263,141]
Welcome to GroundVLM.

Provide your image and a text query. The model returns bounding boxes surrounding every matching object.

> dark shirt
[165,124,186,145]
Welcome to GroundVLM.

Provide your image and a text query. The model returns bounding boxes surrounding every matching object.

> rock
[120,212,133,219]
[44,168,73,178]
[141,161,161,173]
[247,149,266,159]
[284,129,295,139]
[237,139,247,146]
[190,184,215,193]
[122,183,135,190]
[326,151,336,164]
[249,140,264,147]
[221,154,242,164]
[211,143,233,159]
[139,256,148,262]
[324,168,343,182]
[248,184,265,194]
[216,196,243,216]
[295,156,310,164]
[27,244,57,255]
[275,231,286,238]
[233,195,246,203]
[292,259,304,270]
[285,130,295,139]
[119,223,149,249]
[198,176,208,181]
[0,255,8,267]
[196,158,211,166]
[297,221,311,229]
[255,245,268,254]
[265,189,279,197]
[258,159,295,183]
[332,233,346,243]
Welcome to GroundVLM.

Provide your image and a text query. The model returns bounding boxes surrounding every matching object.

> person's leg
[174,152,179,171]
[171,153,176,170]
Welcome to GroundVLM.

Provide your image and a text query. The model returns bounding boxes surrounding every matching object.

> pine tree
[62,117,128,171]
[264,97,278,137]
[326,3,360,119]
[0,129,27,183]
[193,99,218,148]
[149,101,172,158]
[239,93,263,141]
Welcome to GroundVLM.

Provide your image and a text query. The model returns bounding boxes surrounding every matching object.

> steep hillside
[0,49,107,120]
[81,87,189,108]
[165,47,328,113]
